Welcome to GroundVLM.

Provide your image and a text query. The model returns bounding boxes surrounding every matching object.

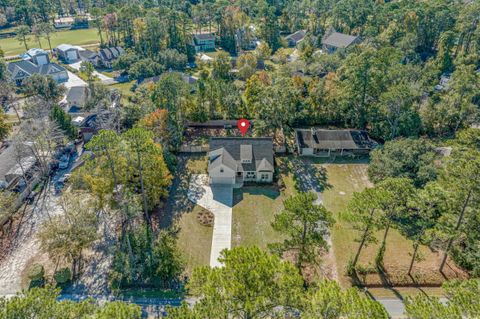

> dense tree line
[2,250,479,318]
[4,0,480,141]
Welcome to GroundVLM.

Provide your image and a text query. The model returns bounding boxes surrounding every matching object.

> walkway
[187,174,233,268]
[69,61,115,84]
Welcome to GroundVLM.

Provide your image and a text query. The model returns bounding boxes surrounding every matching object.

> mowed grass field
[231,157,297,250]
[0,28,100,56]
[173,156,213,274]
[317,162,468,290]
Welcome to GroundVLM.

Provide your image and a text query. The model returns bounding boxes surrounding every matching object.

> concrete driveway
[188,174,233,268]
[64,71,87,89]
[69,61,115,84]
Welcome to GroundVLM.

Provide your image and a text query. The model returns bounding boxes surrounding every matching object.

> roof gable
[322,29,359,48]
[208,138,274,172]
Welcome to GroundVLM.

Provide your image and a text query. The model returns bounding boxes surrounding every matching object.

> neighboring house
[79,49,99,66]
[285,30,307,47]
[208,137,274,187]
[23,48,50,65]
[54,17,74,29]
[98,47,125,68]
[434,74,451,92]
[321,28,361,53]
[65,86,89,111]
[295,128,377,157]
[7,60,69,85]
[4,156,36,184]
[235,27,258,51]
[193,33,216,53]
[56,44,80,63]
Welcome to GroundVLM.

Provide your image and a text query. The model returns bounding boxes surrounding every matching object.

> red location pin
[237,119,250,137]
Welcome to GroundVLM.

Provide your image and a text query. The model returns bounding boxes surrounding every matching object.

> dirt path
[0,185,61,296]
[63,212,118,295]
[290,158,338,281]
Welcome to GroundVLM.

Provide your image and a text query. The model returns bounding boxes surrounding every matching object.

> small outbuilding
[285,30,307,47]
[295,128,377,157]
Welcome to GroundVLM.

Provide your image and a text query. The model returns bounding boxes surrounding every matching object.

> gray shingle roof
[286,30,306,43]
[66,86,88,104]
[38,63,66,75]
[209,138,274,172]
[194,33,215,41]
[322,30,359,49]
[296,129,377,150]
[99,47,124,62]
[7,60,66,80]
[79,49,98,59]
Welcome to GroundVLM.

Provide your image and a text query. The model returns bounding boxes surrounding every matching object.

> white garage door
[211,176,234,185]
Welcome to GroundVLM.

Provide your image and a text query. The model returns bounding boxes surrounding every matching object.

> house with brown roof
[208,137,274,187]
[295,128,377,157]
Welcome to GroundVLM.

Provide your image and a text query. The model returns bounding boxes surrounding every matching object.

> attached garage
[211,176,235,185]
[56,44,80,63]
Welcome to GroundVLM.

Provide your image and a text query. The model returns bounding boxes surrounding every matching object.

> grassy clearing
[172,156,212,275]
[0,28,100,56]
[231,157,296,250]
[109,81,135,98]
[315,161,467,289]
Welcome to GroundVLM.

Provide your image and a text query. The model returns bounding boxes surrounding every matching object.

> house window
[246,172,256,178]
[261,174,269,180]
[220,168,224,173]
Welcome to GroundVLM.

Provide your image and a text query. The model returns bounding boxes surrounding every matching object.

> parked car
[26,191,37,204]
[58,154,70,170]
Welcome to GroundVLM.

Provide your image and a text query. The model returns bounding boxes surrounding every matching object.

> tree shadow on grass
[232,186,280,207]
[291,157,332,194]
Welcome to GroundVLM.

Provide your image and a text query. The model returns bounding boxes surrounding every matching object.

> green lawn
[0,28,100,56]
[316,162,468,288]
[176,204,213,274]
[173,156,212,274]
[109,81,135,98]
[231,157,297,250]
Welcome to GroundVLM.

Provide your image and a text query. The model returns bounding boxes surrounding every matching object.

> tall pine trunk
[440,190,472,273]
[353,208,376,268]
[408,241,420,275]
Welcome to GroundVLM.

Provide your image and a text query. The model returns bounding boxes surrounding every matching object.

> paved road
[376,297,448,318]
[187,174,233,268]
[69,61,116,84]
[58,294,185,318]
[376,298,407,318]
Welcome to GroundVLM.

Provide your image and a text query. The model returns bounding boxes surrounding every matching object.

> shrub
[28,264,45,288]
[54,268,72,287]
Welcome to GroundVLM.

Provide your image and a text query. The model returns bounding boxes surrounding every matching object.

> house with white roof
[56,44,80,63]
